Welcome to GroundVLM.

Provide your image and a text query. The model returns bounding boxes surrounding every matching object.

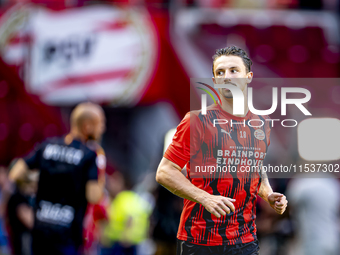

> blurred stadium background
[0,0,339,254]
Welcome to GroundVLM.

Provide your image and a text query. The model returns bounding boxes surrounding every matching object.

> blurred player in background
[156,46,288,255]
[80,105,108,255]
[7,170,37,255]
[9,102,105,255]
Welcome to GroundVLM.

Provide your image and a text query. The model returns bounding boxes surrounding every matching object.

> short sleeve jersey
[164,103,271,246]
[24,137,98,246]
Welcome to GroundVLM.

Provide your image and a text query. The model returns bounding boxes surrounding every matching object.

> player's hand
[201,195,236,218]
[268,192,288,215]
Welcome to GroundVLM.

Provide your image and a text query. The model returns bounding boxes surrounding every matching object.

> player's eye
[231,69,238,73]
[217,71,224,76]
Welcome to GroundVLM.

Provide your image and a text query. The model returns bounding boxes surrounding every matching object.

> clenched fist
[268,192,288,214]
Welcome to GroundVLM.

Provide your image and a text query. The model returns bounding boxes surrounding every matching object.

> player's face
[84,110,106,142]
[92,111,106,142]
[212,55,253,99]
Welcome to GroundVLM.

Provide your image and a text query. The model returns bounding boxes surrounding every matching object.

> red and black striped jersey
[164,103,271,246]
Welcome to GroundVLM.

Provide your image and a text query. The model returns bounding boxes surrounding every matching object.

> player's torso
[189,105,270,182]
[38,138,89,202]
[34,137,93,239]
[179,105,271,245]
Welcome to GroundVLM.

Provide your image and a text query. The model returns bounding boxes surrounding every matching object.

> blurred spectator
[101,172,152,255]
[256,196,292,255]
[0,166,10,255]
[286,174,340,255]
[152,185,182,255]
[8,102,106,255]
[7,171,37,255]
[256,178,292,255]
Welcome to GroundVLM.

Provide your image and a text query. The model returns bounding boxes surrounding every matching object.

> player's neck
[65,131,87,144]
[219,94,249,117]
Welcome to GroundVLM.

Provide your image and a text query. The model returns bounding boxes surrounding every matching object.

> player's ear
[246,72,253,84]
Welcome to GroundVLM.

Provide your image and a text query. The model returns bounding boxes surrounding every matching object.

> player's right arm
[156,158,235,218]
[10,140,44,182]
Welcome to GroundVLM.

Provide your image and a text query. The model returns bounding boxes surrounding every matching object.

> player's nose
[223,77,231,83]
[223,71,232,80]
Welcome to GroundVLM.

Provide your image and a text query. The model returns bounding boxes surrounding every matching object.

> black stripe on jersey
[227,123,244,243]
[184,203,200,241]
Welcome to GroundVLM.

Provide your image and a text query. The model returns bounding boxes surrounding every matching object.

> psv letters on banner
[26,6,157,105]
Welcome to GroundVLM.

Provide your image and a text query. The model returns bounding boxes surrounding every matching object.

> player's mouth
[224,82,237,86]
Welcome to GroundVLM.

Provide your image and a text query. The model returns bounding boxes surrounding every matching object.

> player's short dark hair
[212,46,252,75]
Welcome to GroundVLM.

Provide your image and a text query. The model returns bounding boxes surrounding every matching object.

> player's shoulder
[63,137,97,159]
[182,104,219,120]
[86,140,105,156]
[76,143,97,164]
[179,110,202,128]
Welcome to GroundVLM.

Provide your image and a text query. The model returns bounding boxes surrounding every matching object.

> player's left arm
[258,171,288,214]
[9,159,29,182]
[86,181,103,204]
[86,151,104,204]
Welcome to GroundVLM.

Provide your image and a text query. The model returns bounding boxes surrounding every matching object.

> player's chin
[222,92,233,99]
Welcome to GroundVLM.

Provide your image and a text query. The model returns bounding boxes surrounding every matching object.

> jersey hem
[176,235,257,246]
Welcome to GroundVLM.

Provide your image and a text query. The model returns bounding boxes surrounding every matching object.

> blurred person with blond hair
[9,102,106,255]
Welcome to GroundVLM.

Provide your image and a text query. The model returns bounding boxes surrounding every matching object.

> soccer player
[9,102,105,255]
[156,46,288,255]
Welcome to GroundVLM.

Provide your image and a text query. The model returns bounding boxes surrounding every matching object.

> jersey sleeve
[95,147,106,179]
[24,142,44,170]
[86,151,99,181]
[164,112,203,169]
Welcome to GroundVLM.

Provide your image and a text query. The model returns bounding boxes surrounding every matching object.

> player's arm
[156,157,235,218]
[258,170,288,214]
[86,180,103,204]
[16,203,34,229]
[86,151,104,204]
[8,159,29,183]
[10,141,43,183]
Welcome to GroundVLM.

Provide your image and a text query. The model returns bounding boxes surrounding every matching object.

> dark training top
[164,103,271,246]
[24,137,98,247]
[7,190,35,254]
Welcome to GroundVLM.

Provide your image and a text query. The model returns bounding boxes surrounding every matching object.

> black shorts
[32,231,80,255]
[176,239,260,255]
